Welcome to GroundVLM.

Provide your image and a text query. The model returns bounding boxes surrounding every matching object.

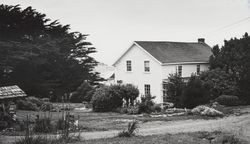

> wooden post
[26,115,29,138]
[2,103,6,115]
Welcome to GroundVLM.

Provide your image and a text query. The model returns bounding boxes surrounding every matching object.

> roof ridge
[134,40,212,63]
[134,41,200,44]
[113,40,212,66]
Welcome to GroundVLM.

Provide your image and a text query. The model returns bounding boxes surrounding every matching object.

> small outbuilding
[0,85,27,114]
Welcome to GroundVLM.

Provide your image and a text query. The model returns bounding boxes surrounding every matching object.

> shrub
[166,73,186,106]
[40,102,53,111]
[0,121,8,130]
[26,97,44,107]
[16,97,53,111]
[0,113,15,130]
[138,94,155,114]
[16,99,39,111]
[91,86,123,112]
[114,107,128,114]
[127,106,139,115]
[215,95,240,106]
[180,75,210,108]
[117,121,139,137]
[16,121,27,131]
[162,102,174,109]
[70,81,94,103]
[55,118,70,131]
[122,84,139,106]
[33,117,54,133]
[14,134,80,144]
[91,84,139,112]
[151,104,162,113]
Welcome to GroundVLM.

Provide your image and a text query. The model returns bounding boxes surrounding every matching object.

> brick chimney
[198,38,205,43]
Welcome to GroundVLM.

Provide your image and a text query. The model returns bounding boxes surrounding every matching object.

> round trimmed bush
[91,86,123,112]
[215,95,240,106]
[91,84,139,112]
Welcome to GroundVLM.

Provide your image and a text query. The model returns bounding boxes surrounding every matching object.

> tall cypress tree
[0,4,102,99]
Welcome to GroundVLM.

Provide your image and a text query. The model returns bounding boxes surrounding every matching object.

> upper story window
[178,65,182,76]
[126,60,132,71]
[197,64,200,74]
[144,84,151,95]
[144,61,150,72]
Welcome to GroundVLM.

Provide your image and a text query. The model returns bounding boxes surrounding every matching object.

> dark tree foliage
[166,73,185,106]
[0,4,102,99]
[199,68,239,99]
[69,81,94,103]
[181,75,210,108]
[209,33,250,103]
[138,94,155,114]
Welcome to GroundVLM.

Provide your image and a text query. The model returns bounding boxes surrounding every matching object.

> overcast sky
[2,0,250,65]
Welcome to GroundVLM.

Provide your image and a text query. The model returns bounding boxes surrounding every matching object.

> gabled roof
[94,63,115,79]
[134,41,212,64]
[0,85,27,100]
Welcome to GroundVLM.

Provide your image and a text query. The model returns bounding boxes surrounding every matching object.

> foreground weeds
[13,133,81,144]
[117,120,139,137]
[83,131,247,144]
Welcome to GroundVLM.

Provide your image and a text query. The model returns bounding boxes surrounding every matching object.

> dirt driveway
[79,112,250,142]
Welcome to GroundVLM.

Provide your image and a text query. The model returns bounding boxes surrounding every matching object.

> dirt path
[2,111,250,143]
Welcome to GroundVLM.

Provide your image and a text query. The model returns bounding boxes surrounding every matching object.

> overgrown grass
[74,131,247,144]
[13,136,52,144]
[13,134,81,144]
[13,113,81,144]
[33,117,54,133]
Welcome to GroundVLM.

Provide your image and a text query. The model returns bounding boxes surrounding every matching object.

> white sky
[1,0,250,65]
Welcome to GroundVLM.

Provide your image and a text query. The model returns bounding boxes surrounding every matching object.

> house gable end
[113,42,162,67]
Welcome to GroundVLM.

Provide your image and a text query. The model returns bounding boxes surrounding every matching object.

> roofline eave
[162,61,209,66]
[134,42,162,65]
[112,42,135,67]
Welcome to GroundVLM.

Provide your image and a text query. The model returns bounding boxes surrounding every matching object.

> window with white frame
[178,65,182,76]
[126,60,132,71]
[144,61,150,72]
[144,84,150,95]
[197,64,200,74]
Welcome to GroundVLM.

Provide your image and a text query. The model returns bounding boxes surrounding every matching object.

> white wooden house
[113,39,212,103]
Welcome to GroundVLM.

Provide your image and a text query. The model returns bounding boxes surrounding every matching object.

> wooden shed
[0,85,27,113]
[0,85,27,100]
